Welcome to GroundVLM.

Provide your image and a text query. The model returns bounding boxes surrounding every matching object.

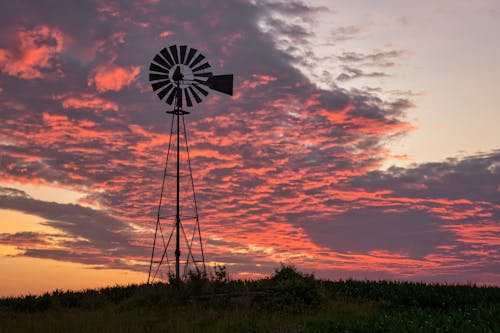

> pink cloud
[241,74,278,89]
[0,26,65,79]
[55,94,119,111]
[159,30,174,38]
[89,64,141,92]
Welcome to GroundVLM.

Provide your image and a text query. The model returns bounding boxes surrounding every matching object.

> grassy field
[0,265,498,332]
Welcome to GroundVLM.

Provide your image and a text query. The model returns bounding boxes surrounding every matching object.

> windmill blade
[166,87,178,105]
[188,86,202,103]
[184,88,193,107]
[192,62,211,73]
[149,73,170,81]
[153,54,171,70]
[179,45,187,64]
[160,48,175,66]
[189,54,205,68]
[185,48,197,65]
[149,62,169,74]
[152,79,171,92]
[157,84,173,100]
[169,45,179,64]
[192,83,209,96]
[207,74,233,96]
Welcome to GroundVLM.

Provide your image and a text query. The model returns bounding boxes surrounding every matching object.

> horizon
[0,0,499,297]
[2,265,498,299]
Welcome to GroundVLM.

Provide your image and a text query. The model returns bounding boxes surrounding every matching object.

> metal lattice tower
[147,45,233,283]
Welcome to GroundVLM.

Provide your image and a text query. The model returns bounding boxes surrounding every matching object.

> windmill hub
[171,65,186,83]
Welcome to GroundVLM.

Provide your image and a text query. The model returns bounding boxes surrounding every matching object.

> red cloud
[89,64,141,92]
[241,74,278,89]
[54,94,119,111]
[159,30,174,38]
[0,26,65,79]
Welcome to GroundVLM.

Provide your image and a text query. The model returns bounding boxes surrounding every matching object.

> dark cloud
[351,150,500,202]
[338,50,407,68]
[0,186,146,269]
[304,208,455,257]
[336,66,389,81]
[490,9,500,24]
[261,1,329,16]
[331,25,363,42]
[398,16,411,27]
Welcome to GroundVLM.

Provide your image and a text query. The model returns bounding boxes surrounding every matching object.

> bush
[262,264,325,312]
[184,269,210,295]
[213,264,228,284]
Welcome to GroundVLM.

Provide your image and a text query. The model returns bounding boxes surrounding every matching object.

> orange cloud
[55,94,119,111]
[89,64,141,92]
[159,30,174,38]
[0,26,65,79]
[241,74,278,89]
[317,104,354,123]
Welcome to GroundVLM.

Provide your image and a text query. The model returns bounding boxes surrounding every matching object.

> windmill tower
[147,45,233,284]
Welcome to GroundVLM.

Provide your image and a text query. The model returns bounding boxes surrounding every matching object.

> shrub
[213,264,228,284]
[262,264,325,312]
[185,269,210,295]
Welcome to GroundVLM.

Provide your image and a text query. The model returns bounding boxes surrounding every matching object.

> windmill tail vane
[147,44,233,284]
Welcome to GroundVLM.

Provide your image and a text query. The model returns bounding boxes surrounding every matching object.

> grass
[0,265,498,332]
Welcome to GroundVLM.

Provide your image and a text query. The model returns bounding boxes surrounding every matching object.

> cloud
[0,186,146,270]
[89,64,141,92]
[0,25,65,79]
[56,94,119,111]
[336,66,388,81]
[350,150,500,203]
[306,208,455,257]
[490,9,500,24]
[338,50,409,68]
[262,1,329,16]
[331,25,363,42]
[252,2,410,91]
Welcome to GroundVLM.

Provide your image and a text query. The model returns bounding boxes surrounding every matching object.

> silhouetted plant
[270,263,305,282]
[168,272,178,286]
[185,269,210,295]
[213,264,228,283]
[262,263,324,312]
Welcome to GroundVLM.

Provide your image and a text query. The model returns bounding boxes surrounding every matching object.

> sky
[0,0,498,296]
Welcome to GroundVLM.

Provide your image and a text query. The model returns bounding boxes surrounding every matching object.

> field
[0,265,498,332]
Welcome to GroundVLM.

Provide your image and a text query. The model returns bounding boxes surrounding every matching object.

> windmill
[147,44,233,284]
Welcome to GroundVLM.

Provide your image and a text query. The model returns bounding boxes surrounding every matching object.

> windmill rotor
[149,44,233,109]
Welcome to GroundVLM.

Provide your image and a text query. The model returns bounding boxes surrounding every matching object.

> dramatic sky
[1,0,499,296]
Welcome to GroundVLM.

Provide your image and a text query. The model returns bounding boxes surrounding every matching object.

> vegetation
[0,264,498,332]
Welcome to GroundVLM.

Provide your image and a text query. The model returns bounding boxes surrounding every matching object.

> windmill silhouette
[147,44,233,283]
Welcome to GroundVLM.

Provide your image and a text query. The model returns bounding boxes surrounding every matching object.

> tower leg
[175,109,181,284]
